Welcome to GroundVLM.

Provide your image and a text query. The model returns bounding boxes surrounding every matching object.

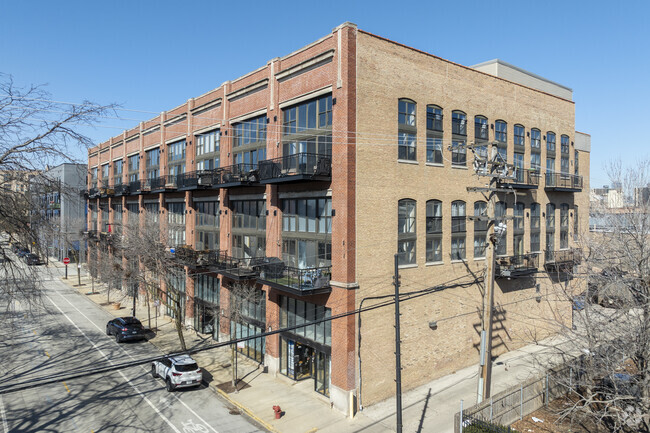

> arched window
[451,201,466,260]
[547,131,556,152]
[495,120,507,162]
[474,201,487,258]
[514,124,525,147]
[426,200,442,262]
[426,105,443,164]
[474,116,488,142]
[530,203,541,252]
[531,128,541,173]
[531,128,541,149]
[398,199,417,265]
[452,111,467,166]
[398,99,417,161]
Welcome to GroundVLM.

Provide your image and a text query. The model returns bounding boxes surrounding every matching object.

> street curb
[212,386,280,433]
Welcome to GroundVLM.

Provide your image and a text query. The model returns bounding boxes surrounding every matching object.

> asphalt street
[0,263,264,433]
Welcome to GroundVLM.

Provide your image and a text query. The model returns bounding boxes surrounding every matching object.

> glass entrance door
[314,350,330,396]
[294,342,313,381]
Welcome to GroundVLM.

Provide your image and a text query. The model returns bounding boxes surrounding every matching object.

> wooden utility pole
[467,143,513,403]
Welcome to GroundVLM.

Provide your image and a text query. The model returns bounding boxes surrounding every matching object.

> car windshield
[175,363,199,372]
[122,318,142,326]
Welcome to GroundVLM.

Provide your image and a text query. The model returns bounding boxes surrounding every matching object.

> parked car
[24,253,40,265]
[151,355,203,392]
[16,248,29,257]
[106,317,146,343]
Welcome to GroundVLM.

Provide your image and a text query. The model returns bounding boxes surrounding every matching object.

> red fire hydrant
[273,405,282,419]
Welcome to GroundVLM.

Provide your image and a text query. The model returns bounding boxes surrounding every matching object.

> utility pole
[467,143,513,403]
[393,253,403,433]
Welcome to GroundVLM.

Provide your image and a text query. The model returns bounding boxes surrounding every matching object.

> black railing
[495,253,539,278]
[85,229,98,239]
[258,153,332,182]
[129,180,141,194]
[114,184,130,195]
[88,187,100,198]
[545,248,582,265]
[257,258,332,293]
[150,176,167,191]
[499,170,540,188]
[216,163,259,186]
[545,173,583,190]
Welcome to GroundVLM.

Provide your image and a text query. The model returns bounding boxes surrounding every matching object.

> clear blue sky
[1,0,648,187]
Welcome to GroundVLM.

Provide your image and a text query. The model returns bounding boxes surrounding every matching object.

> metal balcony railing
[149,176,167,191]
[216,163,259,187]
[499,170,540,189]
[129,180,141,194]
[258,153,332,183]
[545,173,583,191]
[495,253,539,278]
[256,258,332,294]
[114,184,130,195]
[545,248,582,265]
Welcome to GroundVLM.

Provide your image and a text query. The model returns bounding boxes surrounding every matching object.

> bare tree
[0,74,114,320]
[546,160,650,432]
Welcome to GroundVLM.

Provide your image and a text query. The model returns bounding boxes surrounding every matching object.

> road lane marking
[51,286,221,433]
[0,395,8,433]
[62,382,70,393]
[43,292,182,433]
[44,351,50,358]
[32,330,37,335]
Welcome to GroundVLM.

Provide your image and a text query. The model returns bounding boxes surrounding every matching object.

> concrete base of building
[330,384,356,418]
[265,354,280,376]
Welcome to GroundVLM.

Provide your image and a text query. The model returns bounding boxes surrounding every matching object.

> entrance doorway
[281,336,330,396]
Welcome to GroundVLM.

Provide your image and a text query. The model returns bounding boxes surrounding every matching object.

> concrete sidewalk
[51,258,569,433]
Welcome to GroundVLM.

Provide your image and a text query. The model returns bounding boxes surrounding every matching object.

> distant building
[591,185,624,209]
[634,186,650,207]
[30,163,87,261]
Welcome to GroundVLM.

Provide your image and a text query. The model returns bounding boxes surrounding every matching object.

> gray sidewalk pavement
[50,257,569,433]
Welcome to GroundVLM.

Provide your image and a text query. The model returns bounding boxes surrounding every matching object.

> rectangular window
[113,160,123,185]
[561,156,569,174]
[561,135,570,154]
[167,202,186,247]
[547,132,556,152]
[128,155,139,183]
[146,148,160,179]
[514,125,525,147]
[196,130,220,171]
[452,139,466,166]
[195,200,219,251]
[426,137,443,164]
[398,100,417,161]
[531,129,541,149]
[531,153,541,173]
[234,116,267,166]
[398,199,416,265]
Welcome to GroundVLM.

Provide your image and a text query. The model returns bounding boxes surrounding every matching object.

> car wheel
[165,378,174,392]
[115,334,121,343]
[151,365,158,378]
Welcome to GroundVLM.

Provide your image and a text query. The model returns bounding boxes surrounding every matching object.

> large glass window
[282,95,332,164]
[530,203,540,252]
[546,203,556,254]
[398,199,416,265]
[574,150,580,176]
[196,130,220,171]
[112,203,122,235]
[531,128,541,149]
[474,115,488,159]
[474,201,487,258]
[234,116,267,165]
[561,135,570,154]
[144,202,159,224]
[231,287,265,363]
[452,111,467,167]
[560,203,569,249]
[195,200,219,251]
[113,160,123,186]
[126,202,139,236]
[167,202,186,247]
[547,131,556,152]
[426,105,443,164]
[282,198,332,269]
[573,206,579,241]
[146,148,160,179]
[513,203,524,256]
[426,200,442,262]
[514,124,525,147]
[531,152,541,173]
[495,120,507,144]
[451,201,466,260]
[495,202,507,256]
[232,199,266,259]
[398,99,417,161]
[167,139,186,177]
[128,154,139,183]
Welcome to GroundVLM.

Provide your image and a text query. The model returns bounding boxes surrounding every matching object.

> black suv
[24,253,40,265]
[106,317,146,343]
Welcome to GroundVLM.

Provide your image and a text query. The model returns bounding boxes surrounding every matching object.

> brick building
[86,23,590,414]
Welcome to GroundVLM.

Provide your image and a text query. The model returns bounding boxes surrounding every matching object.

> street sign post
[63,257,70,279]
[63,257,70,264]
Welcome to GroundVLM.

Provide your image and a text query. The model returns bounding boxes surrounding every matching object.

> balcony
[99,181,114,197]
[208,252,263,280]
[88,187,100,199]
[177,170,219,191]
[129,180,141,195]
[174,247,220,268]
[545,173,583,192]
[498,169,540,189]
[215,163,259,188]
[114,184,130,196]
[149,176,168,192]
[495,253,539,279]
[545,248,582,272]
[256,258,332,296]
[84,229,98,240]
[258,153,332,184]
